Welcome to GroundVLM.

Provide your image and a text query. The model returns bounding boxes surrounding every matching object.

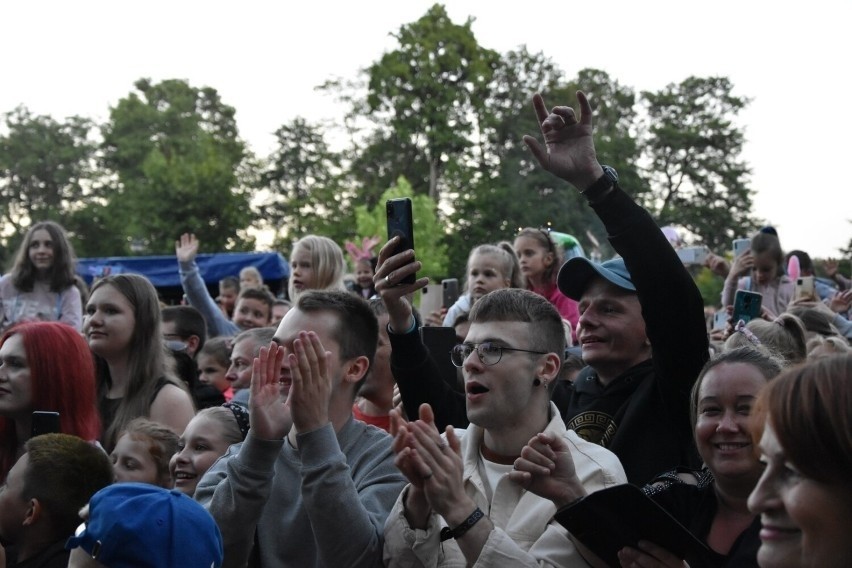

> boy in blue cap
[66,482,223,568]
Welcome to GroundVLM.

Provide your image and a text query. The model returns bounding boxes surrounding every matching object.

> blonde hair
[119,418,179,487]
[194,407,244,446]
[465,242,524,291]
[288,235,346,299]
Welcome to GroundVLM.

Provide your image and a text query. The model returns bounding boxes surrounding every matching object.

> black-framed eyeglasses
[450,342,548,367]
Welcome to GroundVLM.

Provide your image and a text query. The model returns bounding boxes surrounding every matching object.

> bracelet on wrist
[440,507,485,542]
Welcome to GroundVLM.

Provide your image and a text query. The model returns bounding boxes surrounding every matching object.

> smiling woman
[748,353,852,568]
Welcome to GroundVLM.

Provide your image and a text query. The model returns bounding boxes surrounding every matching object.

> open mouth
[715,442,750,451]
[466,383,490,395]
[174,471,196,481]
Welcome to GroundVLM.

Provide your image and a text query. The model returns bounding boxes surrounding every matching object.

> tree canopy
[2,3,798,291]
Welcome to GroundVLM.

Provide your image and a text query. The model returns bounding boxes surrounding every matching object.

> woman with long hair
[0,221,82,332]
[85,273,195,451]
[0,321,101,481]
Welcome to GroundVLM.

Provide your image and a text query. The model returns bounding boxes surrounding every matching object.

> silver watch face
[601,165,619,183]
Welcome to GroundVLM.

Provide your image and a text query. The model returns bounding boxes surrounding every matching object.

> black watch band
[440,507,485,542]
[581,165,618,203]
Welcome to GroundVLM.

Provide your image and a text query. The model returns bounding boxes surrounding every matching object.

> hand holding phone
[732,290,762,325]
[794,276,816,301]
[732,238,751,258]
[385,198,415,285]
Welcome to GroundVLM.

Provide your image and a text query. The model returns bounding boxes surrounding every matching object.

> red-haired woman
[0,321,101,481]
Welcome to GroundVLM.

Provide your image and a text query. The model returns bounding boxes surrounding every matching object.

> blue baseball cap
[557,257,636,300]
[66,483,224,568]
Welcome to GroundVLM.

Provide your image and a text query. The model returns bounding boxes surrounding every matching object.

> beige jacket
[382,403,626,567]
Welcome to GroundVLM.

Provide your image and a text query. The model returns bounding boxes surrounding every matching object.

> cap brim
[557,257,635,300]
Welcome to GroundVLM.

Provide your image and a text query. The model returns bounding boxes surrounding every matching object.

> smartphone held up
[385,198,416,285]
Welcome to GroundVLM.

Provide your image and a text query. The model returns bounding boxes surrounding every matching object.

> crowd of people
[0,90,850,568]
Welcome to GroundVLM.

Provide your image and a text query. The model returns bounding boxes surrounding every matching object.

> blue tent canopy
[76,252,290,288]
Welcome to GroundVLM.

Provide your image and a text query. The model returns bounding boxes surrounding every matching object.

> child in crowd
[514,227,579,339]
[177,233,274,338]
[0,221,83,332]
[441,242,523,327]
[725,312,808,367]
[287,234,347,300]
[111,417,179,488]
[239,265,263,290]
[722,230,794,317]
[197,337,233,402]
[170,404,248,496]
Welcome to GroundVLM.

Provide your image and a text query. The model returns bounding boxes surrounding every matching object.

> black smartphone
[442,278,459,309]
[385,198,415,285]
[31,411,61,437]
[420,326,463,392]
[732,290,762,325]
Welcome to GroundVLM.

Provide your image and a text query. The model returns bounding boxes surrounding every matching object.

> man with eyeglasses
[375,273,625,565]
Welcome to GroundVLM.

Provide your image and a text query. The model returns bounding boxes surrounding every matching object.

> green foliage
[0,107,95,246]
[693,266,725,308]
[364,3,499,200]
[354,177,448,279]
[640,77,758,252]
[101,78,254,254]
[263,117,354,247]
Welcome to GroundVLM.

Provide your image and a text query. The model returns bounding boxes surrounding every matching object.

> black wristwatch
[581,165,618,203]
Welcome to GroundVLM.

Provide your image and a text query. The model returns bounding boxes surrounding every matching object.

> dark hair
[469,288,564,393]
[752,353,852,485]
[161,305,207,349]
[198,336,232,368]
[22,434,114,539]
[690,347,783,426]
[237,287,275,314]
[785,250,813,274]
[751,231,784,279]
[515,228,562,285]
[296,291,378,390]
[9,221,78,292]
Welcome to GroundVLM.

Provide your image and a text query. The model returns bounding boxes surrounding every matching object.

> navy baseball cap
[66,483,224,568]
[557,257,636,300]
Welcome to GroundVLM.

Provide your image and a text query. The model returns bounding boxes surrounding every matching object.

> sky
[2,0,850,258]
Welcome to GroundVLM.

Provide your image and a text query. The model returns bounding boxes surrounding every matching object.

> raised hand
[508,431,587,509]
[175,233,200,263]
[249,342,292,440]
[523,92,603,190]
[287,331,333,434]
[829,289,852,314]
[729,250,754,278]
[375,237,428,333]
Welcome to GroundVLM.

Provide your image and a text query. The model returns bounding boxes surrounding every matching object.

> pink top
[530,282,579,343]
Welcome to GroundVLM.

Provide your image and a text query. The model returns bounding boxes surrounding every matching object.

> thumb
[419,403,435,426]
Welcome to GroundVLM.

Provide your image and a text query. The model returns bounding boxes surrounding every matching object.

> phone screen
[31,411,61,437]
[385,198,415,285]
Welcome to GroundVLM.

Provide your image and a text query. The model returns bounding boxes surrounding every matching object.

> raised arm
[175,233,237,338]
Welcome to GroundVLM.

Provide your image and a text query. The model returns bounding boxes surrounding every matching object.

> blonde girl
[287,235,347,300]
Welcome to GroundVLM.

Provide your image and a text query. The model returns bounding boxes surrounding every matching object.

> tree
[640,77,757,252]
[263,117,354,247]
[0,107,96,254]
[364,3,499,200]
[101,78,254,254]
[354,177,448,279]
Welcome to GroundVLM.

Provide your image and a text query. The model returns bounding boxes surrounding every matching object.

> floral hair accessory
[734,320,761,347]
[344,236,381,264]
